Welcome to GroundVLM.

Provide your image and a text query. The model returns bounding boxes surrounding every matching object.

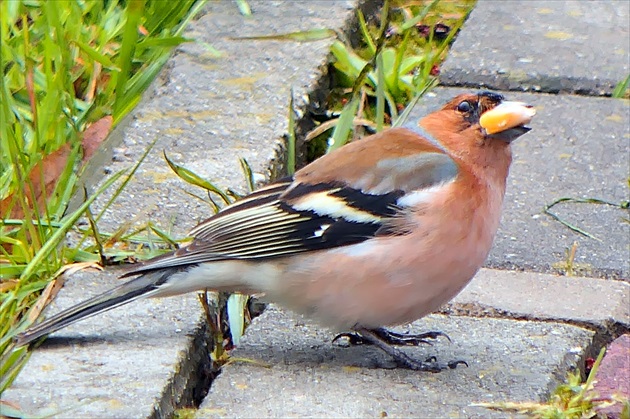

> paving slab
[199,306,594,418]
[444,269,630,338]
[3,270,208,418]
[3,0,367,417]
[440,0,630,96]
[405,88,630,279]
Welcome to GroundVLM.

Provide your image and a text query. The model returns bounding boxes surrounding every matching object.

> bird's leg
[333,327,450,346]
[335,328,468,372]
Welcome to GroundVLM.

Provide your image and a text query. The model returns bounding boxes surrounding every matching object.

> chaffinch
[16,91,535,372]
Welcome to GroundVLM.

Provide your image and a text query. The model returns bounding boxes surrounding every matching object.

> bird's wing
[123,149,458,276]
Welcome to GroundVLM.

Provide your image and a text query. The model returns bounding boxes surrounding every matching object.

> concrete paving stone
[443,269,630,336]
[440,0,630,96]
[405,88,630,279]
[199,306,594,418]
[3,0,367,417]
[2,270,209,418]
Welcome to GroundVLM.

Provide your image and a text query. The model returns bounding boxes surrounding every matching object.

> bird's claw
[333,327,450,347]
[447,359,468,369]
[394,353,468,373]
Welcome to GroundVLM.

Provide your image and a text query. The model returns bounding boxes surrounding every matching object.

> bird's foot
[333,327,450,347]
[339,327,466,373]
[392,352,468,372]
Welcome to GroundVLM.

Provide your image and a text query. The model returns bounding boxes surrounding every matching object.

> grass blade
[286,90,297,175]
[233,28,336,42]
[375,52,386,132]
[227,293,249,346]
[164,152,232,204]
[235,0,252,16]
[327,96,360,153]
[72,39,121,71]
[357,9,376,55]
[543,196,629,241]
[112,0,144,118]
[613,74,630,98]
[20,170,125,280]
[238,157,255,193]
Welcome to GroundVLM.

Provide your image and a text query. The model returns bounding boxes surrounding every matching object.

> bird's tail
[14,268,181,347]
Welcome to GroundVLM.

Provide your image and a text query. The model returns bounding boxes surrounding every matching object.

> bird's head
[421,91,536,145]
[417,91,535,176]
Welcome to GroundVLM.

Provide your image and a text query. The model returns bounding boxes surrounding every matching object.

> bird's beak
[480,101,536,142]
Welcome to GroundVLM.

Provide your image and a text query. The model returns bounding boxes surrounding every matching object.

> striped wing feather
[122,178,401,276]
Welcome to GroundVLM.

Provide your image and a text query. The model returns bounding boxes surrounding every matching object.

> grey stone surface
[444,269,630,333]
[3,1,362,417]
[3,270,208,418]
[199,306,594,418]
[405,88,630,279]
[441,0,630,96]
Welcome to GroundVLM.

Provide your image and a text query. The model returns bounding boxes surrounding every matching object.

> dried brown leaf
[0,279,19,293]
[81,115,112,163]
[0,115,112,221]
[26,262,103,323]
[0,143,72,220]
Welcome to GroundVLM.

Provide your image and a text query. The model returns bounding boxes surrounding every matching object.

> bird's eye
[457,101,473,113]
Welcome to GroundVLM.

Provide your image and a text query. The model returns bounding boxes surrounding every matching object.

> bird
[15,91,535,372]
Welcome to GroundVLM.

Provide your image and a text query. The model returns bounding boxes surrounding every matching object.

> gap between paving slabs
[1,0,383,417]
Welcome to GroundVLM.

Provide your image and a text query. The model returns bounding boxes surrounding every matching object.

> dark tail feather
[14,268,178,347]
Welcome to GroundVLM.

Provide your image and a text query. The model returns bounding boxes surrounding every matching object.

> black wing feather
[122,179,403,277]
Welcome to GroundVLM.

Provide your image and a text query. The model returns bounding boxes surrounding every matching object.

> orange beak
[480,101,536,142]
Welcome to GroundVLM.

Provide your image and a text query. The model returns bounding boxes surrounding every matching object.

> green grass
[612,74,630,98]
[0,0,207,394]
[306,0,476,160]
